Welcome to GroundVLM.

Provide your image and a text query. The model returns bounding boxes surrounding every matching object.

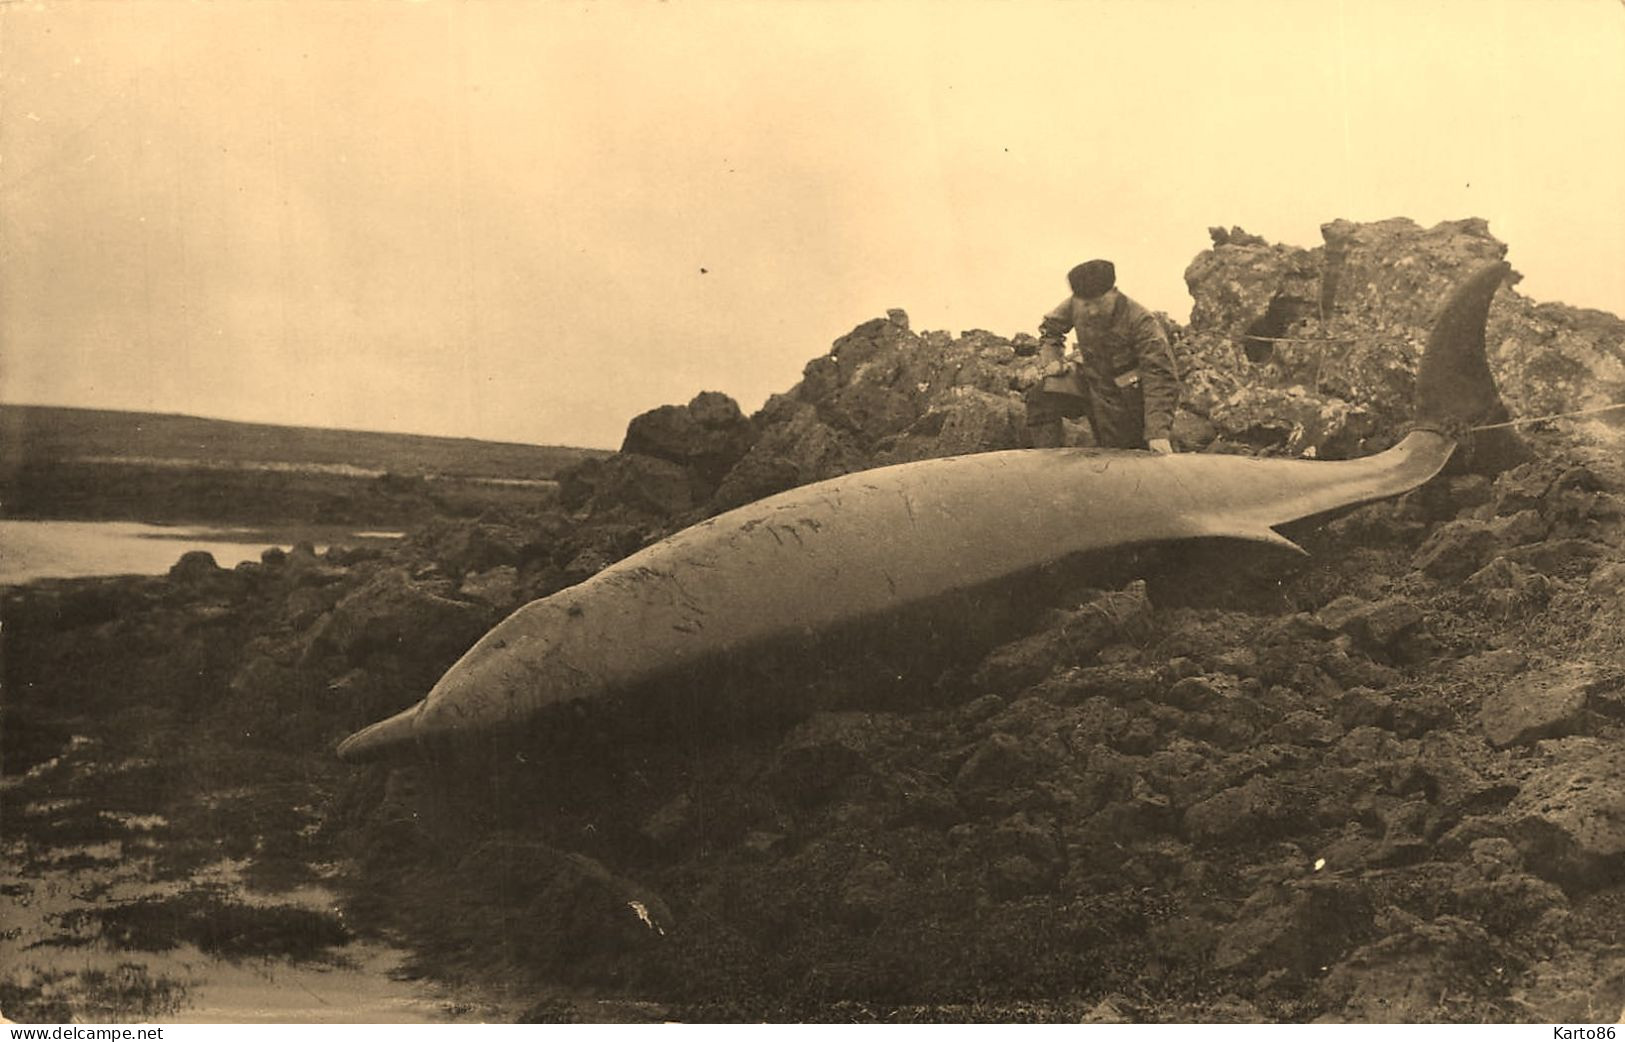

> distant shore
[2,458,559,528]
[1,402,604,528]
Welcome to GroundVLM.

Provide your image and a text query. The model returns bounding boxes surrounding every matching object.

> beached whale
[337,261,1513,764]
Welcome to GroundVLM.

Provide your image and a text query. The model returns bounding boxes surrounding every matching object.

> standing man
[1025,259,1180,452]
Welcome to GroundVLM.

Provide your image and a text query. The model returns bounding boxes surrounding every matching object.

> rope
[1227,328,1625,433]
[1241,335,1356,343]
[1471,403,1625,432]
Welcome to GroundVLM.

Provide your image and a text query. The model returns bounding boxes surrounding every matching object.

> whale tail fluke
[1412,260,1528,472]
[1414,260,1512,434]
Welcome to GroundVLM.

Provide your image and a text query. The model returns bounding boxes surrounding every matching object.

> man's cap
[1067,259,1116,299]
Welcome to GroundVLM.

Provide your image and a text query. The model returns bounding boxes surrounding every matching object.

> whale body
[338,262,1513,764]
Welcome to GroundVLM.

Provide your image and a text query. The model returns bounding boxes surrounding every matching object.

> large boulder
[1321,916,1502,1021]
[1184,227,1323,342]
[971,582,1154,692]
[709,397,868,510]
[1477,663,1594,749]
[1508,744,1625,887]
[620,390,756,486]
[1183,775,1300,844]
[168,550,224,585]
[1411,520,1503,581]
[1489,300,1625,426]
[709,315,1034,508]
[1207,386,1379,459]
[769,711,910,803]
[1213,878,1375,978]
[556,452,702,519]
[873,388,1027,463]
[412,520,531,576]
[816,375,923,448]
[305,567,495,665]
[1315,595,1429,663]
[1318,217,1508,335]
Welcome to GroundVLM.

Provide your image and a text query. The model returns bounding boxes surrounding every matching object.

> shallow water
[1,862,502,1023]
[1,739,511,1024]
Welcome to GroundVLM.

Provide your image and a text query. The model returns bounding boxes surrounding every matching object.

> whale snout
[336,701,424,763]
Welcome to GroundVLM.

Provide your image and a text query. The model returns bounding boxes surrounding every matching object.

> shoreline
[0,519,406,589]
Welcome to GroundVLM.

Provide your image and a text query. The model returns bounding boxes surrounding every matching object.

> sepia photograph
[3,0,1624,1027]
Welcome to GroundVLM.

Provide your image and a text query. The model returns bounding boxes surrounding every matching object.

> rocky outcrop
[1181,218,1621,461]
[12,216,1625,1023]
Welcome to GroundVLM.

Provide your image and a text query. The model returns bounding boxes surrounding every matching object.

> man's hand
[1147,438,1174,454]
[1041,359,1069,378]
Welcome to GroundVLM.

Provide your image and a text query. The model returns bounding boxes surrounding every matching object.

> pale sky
[3,0,1622,450]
